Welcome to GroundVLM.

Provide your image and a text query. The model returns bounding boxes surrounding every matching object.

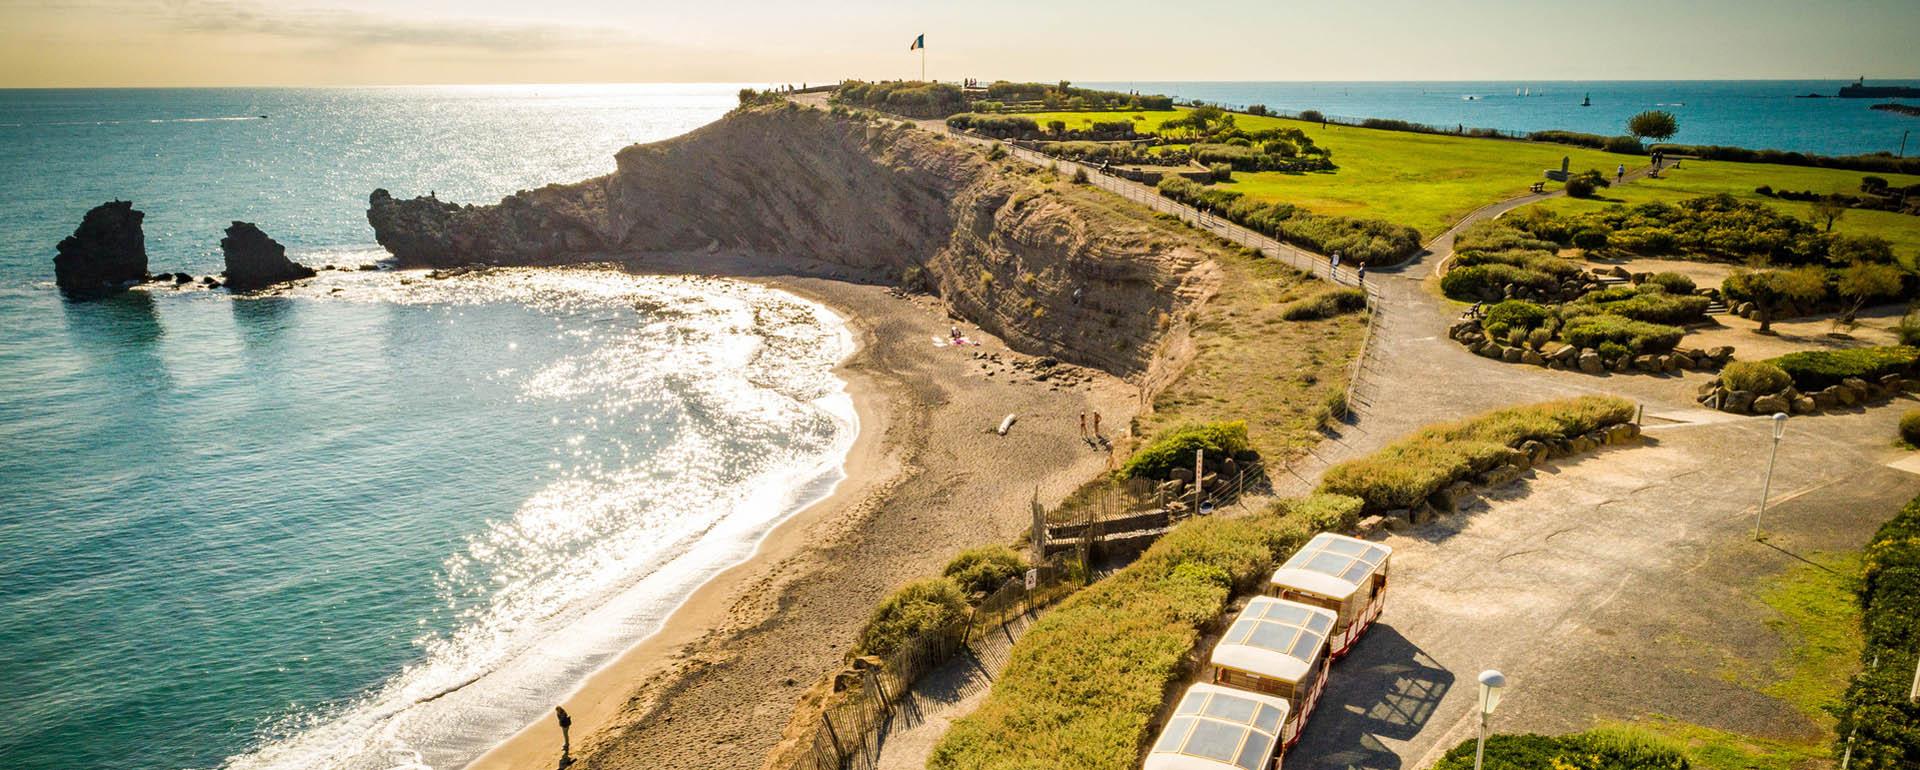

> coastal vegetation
[1830,492,1920,769]
[854,578,969,658]
[1117,421,1250,480]
[1317,395,1638,512]
[1156,176,1422,263]
[1434,729,1690,770]
[928,504,1315,770]
[1765,346,1920,391]
[1627,110,1681,143]
[835,80,1168,118]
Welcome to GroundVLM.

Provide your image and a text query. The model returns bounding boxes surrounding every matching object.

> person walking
[555,707,574,768]
[1616,163,1625,184]
[1331,250,1342,277]
[1356,264,1367,284]
[1079,411,1088,440]
[1092,412,1103,440]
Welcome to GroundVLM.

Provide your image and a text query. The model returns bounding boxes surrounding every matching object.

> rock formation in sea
[366,103,1220,383]
[54,201,148,295]
[219,222,315,291]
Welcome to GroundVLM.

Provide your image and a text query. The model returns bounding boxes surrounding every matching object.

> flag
[909,34,924,51]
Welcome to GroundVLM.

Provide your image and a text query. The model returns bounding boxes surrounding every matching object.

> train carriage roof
[1269,532,1392,602]
[1209,597,1337,683]
[1144,683,1290,770]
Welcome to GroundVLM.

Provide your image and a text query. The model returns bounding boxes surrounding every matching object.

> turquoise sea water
[1088,80,1920,156]
[0,85,860,770]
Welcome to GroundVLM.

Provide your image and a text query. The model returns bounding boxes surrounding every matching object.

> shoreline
[465,251,1140,770]
[462,257,902,770]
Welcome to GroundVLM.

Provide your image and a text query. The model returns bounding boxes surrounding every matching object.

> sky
[1,0,1916,88]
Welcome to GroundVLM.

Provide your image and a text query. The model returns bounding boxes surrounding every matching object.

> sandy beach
[465,252,1142,770]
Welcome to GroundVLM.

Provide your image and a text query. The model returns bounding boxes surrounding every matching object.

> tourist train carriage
[1267,533,1391,658]
[1145,683,1292,770]
[1207,597,1336,749]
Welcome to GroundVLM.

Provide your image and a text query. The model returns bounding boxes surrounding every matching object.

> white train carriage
[1145,683,1292,770]
[1206,597,1336,749]
[1267,533,1391,658]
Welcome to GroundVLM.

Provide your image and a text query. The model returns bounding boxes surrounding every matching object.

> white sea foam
[219,267,857,770]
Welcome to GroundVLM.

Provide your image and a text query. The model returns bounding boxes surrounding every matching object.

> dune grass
[1535,159,1920,264]
[1134,242,1368,464]
[927,508,1314,770]
[1015,108,1624,238]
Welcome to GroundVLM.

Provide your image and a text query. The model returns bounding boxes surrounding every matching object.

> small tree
[1572,227,1610,254]
[1837,261,1905,324]
[1731,266,1827,333]
[1047,119,1067,135]
[1809,195,1848,233]
[1626,110,1679,142]
[1189,104,1226,135]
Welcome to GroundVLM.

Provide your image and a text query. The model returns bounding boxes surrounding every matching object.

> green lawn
[1536,159,1920,263]
[1014,108,1625,239]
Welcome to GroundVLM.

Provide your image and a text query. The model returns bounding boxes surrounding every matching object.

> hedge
[1318,396,1636,512]
[944,545,1028,596]
[1433,730,1690,770]
[1650,142,1920,176]
[1766,346,1920,391]
[1561,289,1711,326]
[1559,314,1685,354]
[1720,360,1792,395]
[1831,493,1920,769]
[929,512,1309,770]
[1119,421,1251,479]
[1440,263,1559,302]
[835,80,967,118]
[945,113,1042,138]
[1484,299,1550,331]
[1158,177,1421,264]
[1280,286,1368,321]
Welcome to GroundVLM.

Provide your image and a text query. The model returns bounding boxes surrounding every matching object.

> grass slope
[1536,159,1920,263]
[1134,236,1367,464]
[1016,108,1624,238]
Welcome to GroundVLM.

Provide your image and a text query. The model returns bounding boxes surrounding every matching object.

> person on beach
[1092,412,1102,440]
[555,707,574,768]
[1079,411,1088,439]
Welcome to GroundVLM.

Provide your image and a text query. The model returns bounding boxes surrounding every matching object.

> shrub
[855,578,968,657]
[1562,290,1711,325]
[1572,227,1610,252]
[1433,730,1689,770]
[1119,421,1251,479]
[930,512,1308,770]
[1526,327,1553,349]
[1280,286,1367,321]
[1484,299,1550,331]
[1767,346,1920,391]
[1902,411,1920,447]
[1896,314,1920,346]
[944,546,1028,596]
[1721,360,1792,394]
[1560,314,1684,354]
[1643,272,1696,295]
[1209,162,1233,182]
[1831,493,1920,768]
[1269,493,1364,532]
[1298,109,1324,123]
[1071,166,1089,184]
[1441,263,1557,302]
[836,80,968,118]
[1566,175,1598,199]
[1598,341,1631,361]
[1158,177,1419,264]
[1318,396,1636,511]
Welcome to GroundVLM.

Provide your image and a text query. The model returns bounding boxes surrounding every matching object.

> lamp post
[1753,413,1788,541]
[1474,669,1507,770]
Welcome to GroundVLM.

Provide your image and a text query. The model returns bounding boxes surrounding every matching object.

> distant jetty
[1871,103,1920,117]
[1838,77,1920,99]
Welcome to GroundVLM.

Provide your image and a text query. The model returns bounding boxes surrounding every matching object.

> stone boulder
[54,201,148,295]
[1752,393,1790,415]
[221,222,316,291]
[1578,350,1605,374]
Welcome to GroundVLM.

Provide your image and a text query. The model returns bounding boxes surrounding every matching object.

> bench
[1529,181,1545,193]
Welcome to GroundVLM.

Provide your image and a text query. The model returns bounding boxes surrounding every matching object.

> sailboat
[1580,93,1592,107]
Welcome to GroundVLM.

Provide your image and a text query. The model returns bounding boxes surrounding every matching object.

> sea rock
[220,222,316,291]
[54,201,148,295]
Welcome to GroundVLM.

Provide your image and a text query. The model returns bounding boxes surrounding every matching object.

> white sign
[1024,568,1039,590]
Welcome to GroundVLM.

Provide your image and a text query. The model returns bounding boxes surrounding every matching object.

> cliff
[54,201,148,295]
[366,103,1221,382]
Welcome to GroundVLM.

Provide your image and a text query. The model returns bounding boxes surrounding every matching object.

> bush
[1433,730,1689,770]
[1119,421,1251,479]
[930,512,1308,770]
[1269,493,1364,532]
[1902,412,1920,447]
[1721,360,1792,394]
[1566,175,1598,199]
[1562,289,1711,325]
[836,80,968,118]
[1644,272,1697,295]
[1158,177,1419,264]
[1441,263,1558,302]
[943,546,1027,596]
[1896,314,1920,347]
[1766,346,1920,391]
[1598,341,1631,361]
[1484,299,1550,331]
[1318,396,1636,511]
[1831,493,1920,768]
[1560,314,1684,354]
[855,578,968,657]
[1298,109,1324,123]
[1280,286,1367,321]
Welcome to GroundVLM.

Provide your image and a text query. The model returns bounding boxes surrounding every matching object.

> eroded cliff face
[366,103,1219,382]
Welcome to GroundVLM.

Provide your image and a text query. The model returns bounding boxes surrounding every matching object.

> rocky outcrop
[54,201,148,295]
[365,104,1219,382]
[220,222,315,291]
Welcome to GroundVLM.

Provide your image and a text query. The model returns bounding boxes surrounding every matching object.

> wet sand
[466,252,1139,770]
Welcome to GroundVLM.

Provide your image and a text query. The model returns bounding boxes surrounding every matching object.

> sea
[1088,80,1920,157]
[0,84,860,770]
[0,79,1907,770]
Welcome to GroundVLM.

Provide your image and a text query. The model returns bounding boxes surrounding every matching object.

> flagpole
[921,43,926,81]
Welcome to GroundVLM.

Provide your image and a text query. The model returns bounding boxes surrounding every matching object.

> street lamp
[1753,413,1788,541]
[1473,669,1507,770]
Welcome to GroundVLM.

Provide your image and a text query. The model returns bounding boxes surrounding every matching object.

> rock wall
[365,103,1220,382]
